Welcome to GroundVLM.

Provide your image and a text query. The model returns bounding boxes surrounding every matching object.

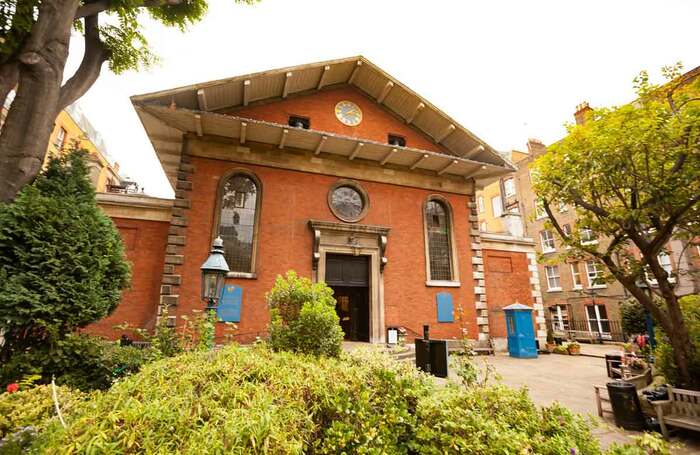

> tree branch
[56,14,109,112]
[550,179,611,219]
[648,193,700,254]
[74,0,183,19]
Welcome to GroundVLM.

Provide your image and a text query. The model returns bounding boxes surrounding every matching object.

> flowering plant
[6,383,19,394]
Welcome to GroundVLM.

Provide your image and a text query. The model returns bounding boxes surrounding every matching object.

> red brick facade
[483,249,535,338]
[86,217,169,339]
[177,157,476,343]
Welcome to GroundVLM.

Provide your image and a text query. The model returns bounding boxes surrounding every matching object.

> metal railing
[546,318,626,343]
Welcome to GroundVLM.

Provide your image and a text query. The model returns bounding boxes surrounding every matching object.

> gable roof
[131,56,514,189]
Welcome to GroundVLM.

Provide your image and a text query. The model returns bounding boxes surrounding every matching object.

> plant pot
[568,345,581,356]
[545,343,556,353]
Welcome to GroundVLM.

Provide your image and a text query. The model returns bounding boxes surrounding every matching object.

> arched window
[424,198,458,283]
[217,172,261,275]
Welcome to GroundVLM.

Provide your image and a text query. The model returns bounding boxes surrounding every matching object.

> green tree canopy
[0,0,258,203]
[533,64,700,388]
[0,149,131,363]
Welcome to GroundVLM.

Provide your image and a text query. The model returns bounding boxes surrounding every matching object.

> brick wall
[174,156,477,343]
[85,217,169,339]
[483,249,534,338]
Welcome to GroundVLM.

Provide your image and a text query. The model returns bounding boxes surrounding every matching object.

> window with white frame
[545,265,561,291]
[586,304,611,336]
[645,252,675,284]
[503,178,516,197]
[586,260,606,288]
[570,262,583,289]
[491,196,503,217]
[535,199,547,219]
[477,196,485,214]
[540,230,556,253]
[562,224,572,249]
[53,127,67,150]
[549,304,570,331]
[579,226,597,244]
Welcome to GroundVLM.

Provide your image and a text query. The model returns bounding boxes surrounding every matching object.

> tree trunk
[602,256,697,388]
[0,0,79,203]
[0,62,19,113]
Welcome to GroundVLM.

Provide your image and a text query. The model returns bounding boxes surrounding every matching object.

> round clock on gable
[335,100,362,126]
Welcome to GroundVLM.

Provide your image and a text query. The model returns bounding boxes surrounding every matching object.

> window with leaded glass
[425,199,453,281]
[218,173,260,274]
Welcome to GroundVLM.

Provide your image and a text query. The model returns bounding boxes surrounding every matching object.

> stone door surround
[308,220,389,343]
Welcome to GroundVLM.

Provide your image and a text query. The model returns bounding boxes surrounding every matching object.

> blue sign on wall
[436,292,454,323]
[217,285,242,323]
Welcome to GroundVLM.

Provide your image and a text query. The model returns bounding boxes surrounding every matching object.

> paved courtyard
[448,351,700,453]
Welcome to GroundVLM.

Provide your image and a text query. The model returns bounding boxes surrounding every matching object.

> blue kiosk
[503,303,538,359]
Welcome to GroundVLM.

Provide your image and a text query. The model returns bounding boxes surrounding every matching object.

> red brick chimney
[526,138,546,156]
[574,102,592,126]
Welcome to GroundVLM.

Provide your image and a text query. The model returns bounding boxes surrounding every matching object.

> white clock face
[335,101,362,126]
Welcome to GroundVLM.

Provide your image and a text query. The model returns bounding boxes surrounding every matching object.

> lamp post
[200,236,230,311]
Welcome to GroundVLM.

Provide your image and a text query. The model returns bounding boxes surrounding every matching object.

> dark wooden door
[325,254,369,287]
[325,254,369,341]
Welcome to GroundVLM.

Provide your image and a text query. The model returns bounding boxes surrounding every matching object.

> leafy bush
[31,344,656,454]
[0,334,112,392]
[34,346,425,453]
[606,433,671,455]
[0,150,130,371]
[0,384,86,453]
[0,334,155,392]
[654,295,700,386]
[410,386,599,454]
[268,271,343,357]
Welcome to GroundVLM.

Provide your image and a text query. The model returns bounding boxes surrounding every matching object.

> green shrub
[620,300,648,336]
[0,334,111,392]
[654,295,700,386]
[34,345,426,453]
[0,150,130,377]
[268,271,343,357]
[30,344,658,454]
[0,334,156,392]
[0,384,86,453]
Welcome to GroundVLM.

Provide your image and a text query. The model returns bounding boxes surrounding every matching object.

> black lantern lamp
[200,236,230,310]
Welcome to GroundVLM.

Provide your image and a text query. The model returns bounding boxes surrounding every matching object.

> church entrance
[325,254,370,342]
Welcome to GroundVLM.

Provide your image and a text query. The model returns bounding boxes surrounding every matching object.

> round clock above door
[335,101,363,127]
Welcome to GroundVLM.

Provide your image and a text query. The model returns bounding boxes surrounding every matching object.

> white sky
[65,0,700,199]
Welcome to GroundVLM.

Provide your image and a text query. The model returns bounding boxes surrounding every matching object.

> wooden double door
[325,254,370,342]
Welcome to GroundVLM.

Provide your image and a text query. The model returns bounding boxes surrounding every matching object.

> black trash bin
[605,353,622,379]
[607,381,647,431]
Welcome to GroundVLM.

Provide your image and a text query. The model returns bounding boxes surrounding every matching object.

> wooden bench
[593,371,652,419]
[651,387,700,439]
[594,384,613,418]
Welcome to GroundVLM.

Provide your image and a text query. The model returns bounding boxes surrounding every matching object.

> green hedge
[28,344,643,454]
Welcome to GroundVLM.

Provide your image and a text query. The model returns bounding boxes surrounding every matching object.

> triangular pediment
[131,56,515,190]
[227,85,448,154]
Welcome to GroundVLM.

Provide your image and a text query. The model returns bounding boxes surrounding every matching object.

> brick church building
[91,57,547,346]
